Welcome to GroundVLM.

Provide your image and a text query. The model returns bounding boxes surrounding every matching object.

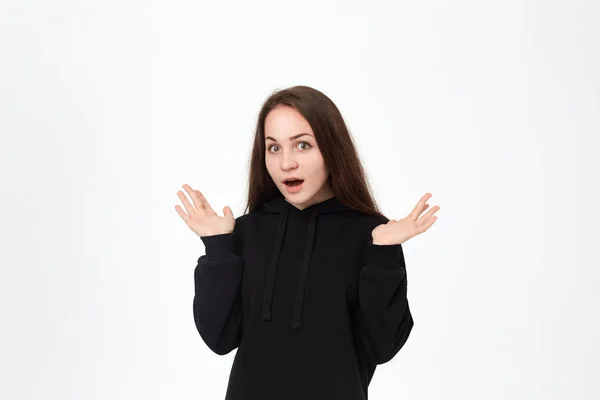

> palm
[194,210,234,236]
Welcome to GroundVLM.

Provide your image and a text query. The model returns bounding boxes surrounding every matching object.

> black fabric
[193,195,413,400]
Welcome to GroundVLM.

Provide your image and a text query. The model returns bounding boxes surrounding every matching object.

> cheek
[308,155,327,175]
[264,157,275,171]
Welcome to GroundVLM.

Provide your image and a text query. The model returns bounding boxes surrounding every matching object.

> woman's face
[264,105,334,210]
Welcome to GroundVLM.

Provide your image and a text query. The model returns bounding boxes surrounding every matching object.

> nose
[280,150,298,170]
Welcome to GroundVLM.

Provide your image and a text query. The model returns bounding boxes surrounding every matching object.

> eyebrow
[265,133,313,142]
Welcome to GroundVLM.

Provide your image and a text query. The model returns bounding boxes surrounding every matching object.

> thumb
[223,205,233,218]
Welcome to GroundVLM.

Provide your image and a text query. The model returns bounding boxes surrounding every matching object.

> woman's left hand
[371,193,440,245]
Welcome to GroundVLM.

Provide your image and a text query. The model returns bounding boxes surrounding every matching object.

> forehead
[264,106,314,138]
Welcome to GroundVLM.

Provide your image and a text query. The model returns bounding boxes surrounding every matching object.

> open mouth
[284,179,304,187]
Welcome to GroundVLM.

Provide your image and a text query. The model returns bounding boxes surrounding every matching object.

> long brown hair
[243,85,386,219]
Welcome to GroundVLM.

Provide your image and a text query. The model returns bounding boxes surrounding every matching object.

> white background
[1,0,599,399]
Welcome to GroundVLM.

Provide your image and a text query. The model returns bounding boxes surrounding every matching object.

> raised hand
[175,184,235,237]
[371,193,440,245]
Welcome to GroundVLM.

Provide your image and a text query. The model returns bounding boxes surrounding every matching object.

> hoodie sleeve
[192,222,244,356]
[352,240,414,365]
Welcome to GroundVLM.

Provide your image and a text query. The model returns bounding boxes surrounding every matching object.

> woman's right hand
[175,184,235,237]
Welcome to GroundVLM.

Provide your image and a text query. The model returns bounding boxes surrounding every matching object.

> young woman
[175,85,440,399]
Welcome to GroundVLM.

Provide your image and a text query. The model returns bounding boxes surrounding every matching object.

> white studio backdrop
[1,0,599,399]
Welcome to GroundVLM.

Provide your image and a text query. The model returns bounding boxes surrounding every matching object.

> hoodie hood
[259,195,353,330]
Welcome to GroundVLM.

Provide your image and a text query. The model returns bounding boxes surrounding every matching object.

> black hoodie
[193,195,413,400]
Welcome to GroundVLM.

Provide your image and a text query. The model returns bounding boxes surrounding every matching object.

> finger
[414,204,430,220]
[177,190,196,215]
[175,205,191,224]
[416,205,440,227]
[195,189,215,214]
[409,193,432,220]
[182,184,202,211]
[419,215,438,233]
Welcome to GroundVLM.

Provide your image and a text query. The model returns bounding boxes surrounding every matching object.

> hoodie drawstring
[261,211,288,322]
[292,211,317,330]
[260,210,319,331]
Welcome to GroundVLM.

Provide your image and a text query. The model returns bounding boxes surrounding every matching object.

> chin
[282,188,312,201]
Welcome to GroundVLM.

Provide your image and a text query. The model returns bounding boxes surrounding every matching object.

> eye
[267,141,312,153]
